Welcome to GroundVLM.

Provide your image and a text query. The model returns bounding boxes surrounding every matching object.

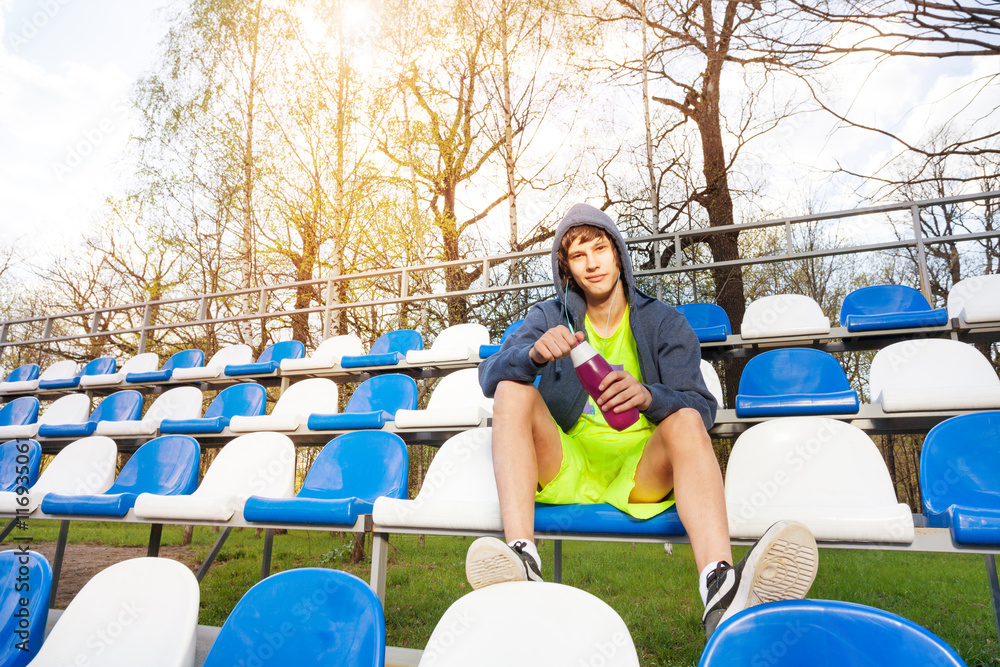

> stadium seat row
[683,277,1000,342]
[2,275,996,402]
[0,322,515,397]
[3,411,998,549]
[0,551,971,667]
[0,370,495,442]
[4,335,997,445]
[370,414,1000,549]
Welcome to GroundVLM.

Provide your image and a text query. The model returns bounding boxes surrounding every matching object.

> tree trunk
[351,533,366,564]
[501,0,518,248]
[696,78,747,405]
[291,206,318,345]
[640,0,658,234]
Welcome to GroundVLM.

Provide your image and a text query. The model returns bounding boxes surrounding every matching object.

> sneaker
[465,537,543,589]
[702,520,818,639]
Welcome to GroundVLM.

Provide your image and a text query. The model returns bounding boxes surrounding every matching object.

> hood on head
[551,203,635,317]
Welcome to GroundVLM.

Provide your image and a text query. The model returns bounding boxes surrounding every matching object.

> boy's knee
[660,407,709,439]
[494,379,540,406]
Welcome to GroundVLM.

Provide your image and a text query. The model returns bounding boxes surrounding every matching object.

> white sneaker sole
[721,520,818,625]
[466,537,529,590]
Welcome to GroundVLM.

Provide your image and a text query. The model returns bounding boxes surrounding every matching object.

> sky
[0,0,995,261]
[0,0,166,256]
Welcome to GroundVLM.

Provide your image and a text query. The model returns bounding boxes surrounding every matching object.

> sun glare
[340,0,379,40]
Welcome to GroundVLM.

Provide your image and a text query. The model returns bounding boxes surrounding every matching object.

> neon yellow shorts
[534,419,675,520]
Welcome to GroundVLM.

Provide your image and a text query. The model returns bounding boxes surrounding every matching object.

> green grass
[10,521,999,666]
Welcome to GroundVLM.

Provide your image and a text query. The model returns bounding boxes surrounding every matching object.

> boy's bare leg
[630,407,733,571]
[491,380,564,542]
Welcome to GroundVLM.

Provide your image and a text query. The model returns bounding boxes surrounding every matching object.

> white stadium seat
[869,338,1000,412]
[133,432,295,522]
[725,417,914,543]
[741,294,831,339]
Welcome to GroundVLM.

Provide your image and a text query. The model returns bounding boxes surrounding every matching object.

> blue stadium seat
[40,435,200,517]
[244,431,408,525]
[0,438,41,492]
[201,568,385,667]
[0,394,89,440]
[80,353,158,388]
[479,319,524,358]
[840,284,948,332]
[534,503,686,537]
[921,411,1000,546]
[37,389,143,438]
[9,359,76,394]
[224,340,305,377]
[0,396,39,430]
[38,356,116,391]
[159,382,267,434]
[0,550,52,667]
[0,436,116,513]
[1,363,39,385]
[306,374,418,430]
[735,348,859,417]
[340,329,423,368]
[125,348,205,383]
[676,303,732,343]
[699,599,967,666]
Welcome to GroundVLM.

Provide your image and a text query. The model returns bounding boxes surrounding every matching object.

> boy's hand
[529,326,585,364]
[597,370,652,413]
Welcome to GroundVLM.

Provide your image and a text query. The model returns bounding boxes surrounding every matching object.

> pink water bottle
[570,341,640,431]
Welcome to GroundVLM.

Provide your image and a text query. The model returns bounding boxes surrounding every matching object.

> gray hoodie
[478,203,717,431]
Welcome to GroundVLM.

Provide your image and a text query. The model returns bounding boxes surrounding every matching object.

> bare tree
[584,0,827,400]
[378,0,515,324]
[778,1,999,190]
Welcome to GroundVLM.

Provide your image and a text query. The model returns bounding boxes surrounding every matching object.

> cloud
[0,0,161,252]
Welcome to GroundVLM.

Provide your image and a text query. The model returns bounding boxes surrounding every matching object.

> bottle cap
[569,340,598,368]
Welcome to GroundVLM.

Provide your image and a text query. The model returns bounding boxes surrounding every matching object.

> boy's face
[566,233,621,302]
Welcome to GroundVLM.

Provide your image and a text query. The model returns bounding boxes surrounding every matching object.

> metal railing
[1,191,997,359]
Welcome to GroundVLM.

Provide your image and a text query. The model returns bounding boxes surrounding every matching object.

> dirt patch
[0,542,201,609]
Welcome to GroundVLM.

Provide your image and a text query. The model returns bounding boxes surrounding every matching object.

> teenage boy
[467,202,818,637]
